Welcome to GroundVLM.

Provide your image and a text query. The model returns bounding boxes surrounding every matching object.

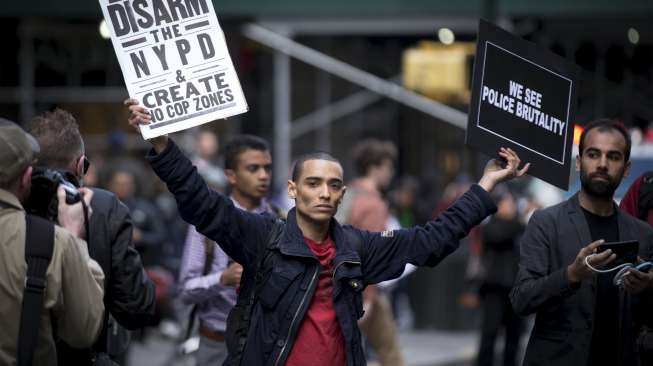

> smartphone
[596,240,639,263]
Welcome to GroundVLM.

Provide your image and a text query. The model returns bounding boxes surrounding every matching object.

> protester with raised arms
[126,98,528,366]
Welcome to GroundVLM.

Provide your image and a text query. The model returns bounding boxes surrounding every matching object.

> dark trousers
[476,286,523,366]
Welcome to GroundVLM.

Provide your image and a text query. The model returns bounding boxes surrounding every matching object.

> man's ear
[623,159,632,178]
[225,169,237,186]
[287,179,297,199]
[16,166,33,203]
[575,154,581,172]
[21,166,33,189]
[338,186,347,204]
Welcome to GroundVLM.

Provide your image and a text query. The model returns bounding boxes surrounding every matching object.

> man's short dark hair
[26,108,84,169]
[352,139,397,177]
[578,118,631,162]
[291,152,341,182]
[224,135,270,170]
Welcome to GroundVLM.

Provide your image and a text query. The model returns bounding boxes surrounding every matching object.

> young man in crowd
[179,134,283,365]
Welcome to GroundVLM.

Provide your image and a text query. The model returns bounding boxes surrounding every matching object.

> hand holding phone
[597,240,639,264]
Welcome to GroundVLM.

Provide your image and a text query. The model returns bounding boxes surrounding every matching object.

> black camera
[25,167,82,222]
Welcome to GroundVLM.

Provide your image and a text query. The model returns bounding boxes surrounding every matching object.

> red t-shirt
[284,236,346,366]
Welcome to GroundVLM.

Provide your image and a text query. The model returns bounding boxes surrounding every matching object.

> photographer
[26,109,156,365]
[0,119,104,366]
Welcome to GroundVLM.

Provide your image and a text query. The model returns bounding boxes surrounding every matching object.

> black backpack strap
[638,172,653,221]
[17,215,55,366]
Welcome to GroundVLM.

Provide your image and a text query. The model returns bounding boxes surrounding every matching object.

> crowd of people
[1,103,653,366]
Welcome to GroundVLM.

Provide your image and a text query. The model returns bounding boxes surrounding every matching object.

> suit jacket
[510,193,653,366]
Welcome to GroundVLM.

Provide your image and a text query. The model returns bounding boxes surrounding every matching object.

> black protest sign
[466,19,579,190]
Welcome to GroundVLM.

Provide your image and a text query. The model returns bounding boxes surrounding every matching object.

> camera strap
[17,214,54,366]
[82,198,90,242]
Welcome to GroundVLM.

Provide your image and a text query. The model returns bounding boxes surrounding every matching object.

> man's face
[196,131,219,161]
[108,171,135,200]
[288,159,346,224]
[226,149,272,201]
[576,129,630,199]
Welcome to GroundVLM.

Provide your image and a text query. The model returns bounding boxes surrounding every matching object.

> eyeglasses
[81,155,91,175]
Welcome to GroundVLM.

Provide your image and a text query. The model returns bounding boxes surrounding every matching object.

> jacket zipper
[273,264,320,366]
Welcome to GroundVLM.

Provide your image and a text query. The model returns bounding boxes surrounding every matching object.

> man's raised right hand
[124,98,169,153]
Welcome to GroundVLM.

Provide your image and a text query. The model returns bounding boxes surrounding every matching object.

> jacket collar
[231,196,272,214]
[0,188,24,211]
[567,191,629,243]
[567,193,592,250]
[278,208,361,263]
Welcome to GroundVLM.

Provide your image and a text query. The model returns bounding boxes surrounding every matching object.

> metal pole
[291,85,384,139]
[274,49,292,191]
[243,23,467,130]
[315,70,332,152]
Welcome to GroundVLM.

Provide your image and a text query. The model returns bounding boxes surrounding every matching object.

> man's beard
[580,170,622,199]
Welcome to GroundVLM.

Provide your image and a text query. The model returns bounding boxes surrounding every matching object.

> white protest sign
[99,0,248,139]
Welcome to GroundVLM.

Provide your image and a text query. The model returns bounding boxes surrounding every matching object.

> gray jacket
[510,193,653,366]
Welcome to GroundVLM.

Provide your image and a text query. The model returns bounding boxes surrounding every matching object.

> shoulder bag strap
[17,215,55,366]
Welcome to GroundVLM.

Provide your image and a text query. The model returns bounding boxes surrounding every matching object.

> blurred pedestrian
[476,186,524,366]
[389,176,420,228]
[105,167,176,330]
[337,138,405,366]
[191,127,227,192]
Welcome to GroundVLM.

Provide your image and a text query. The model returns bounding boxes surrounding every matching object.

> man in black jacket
[127,99,528,366]
[27,109,156,365]
[510,119,653,366]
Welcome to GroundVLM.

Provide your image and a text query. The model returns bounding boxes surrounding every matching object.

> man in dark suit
[511,118,653,366]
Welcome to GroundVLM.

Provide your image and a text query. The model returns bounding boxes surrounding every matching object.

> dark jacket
[480,216,523,289]
[57,188,156,364]
[510,193,653,366]
[147,140,497,366]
